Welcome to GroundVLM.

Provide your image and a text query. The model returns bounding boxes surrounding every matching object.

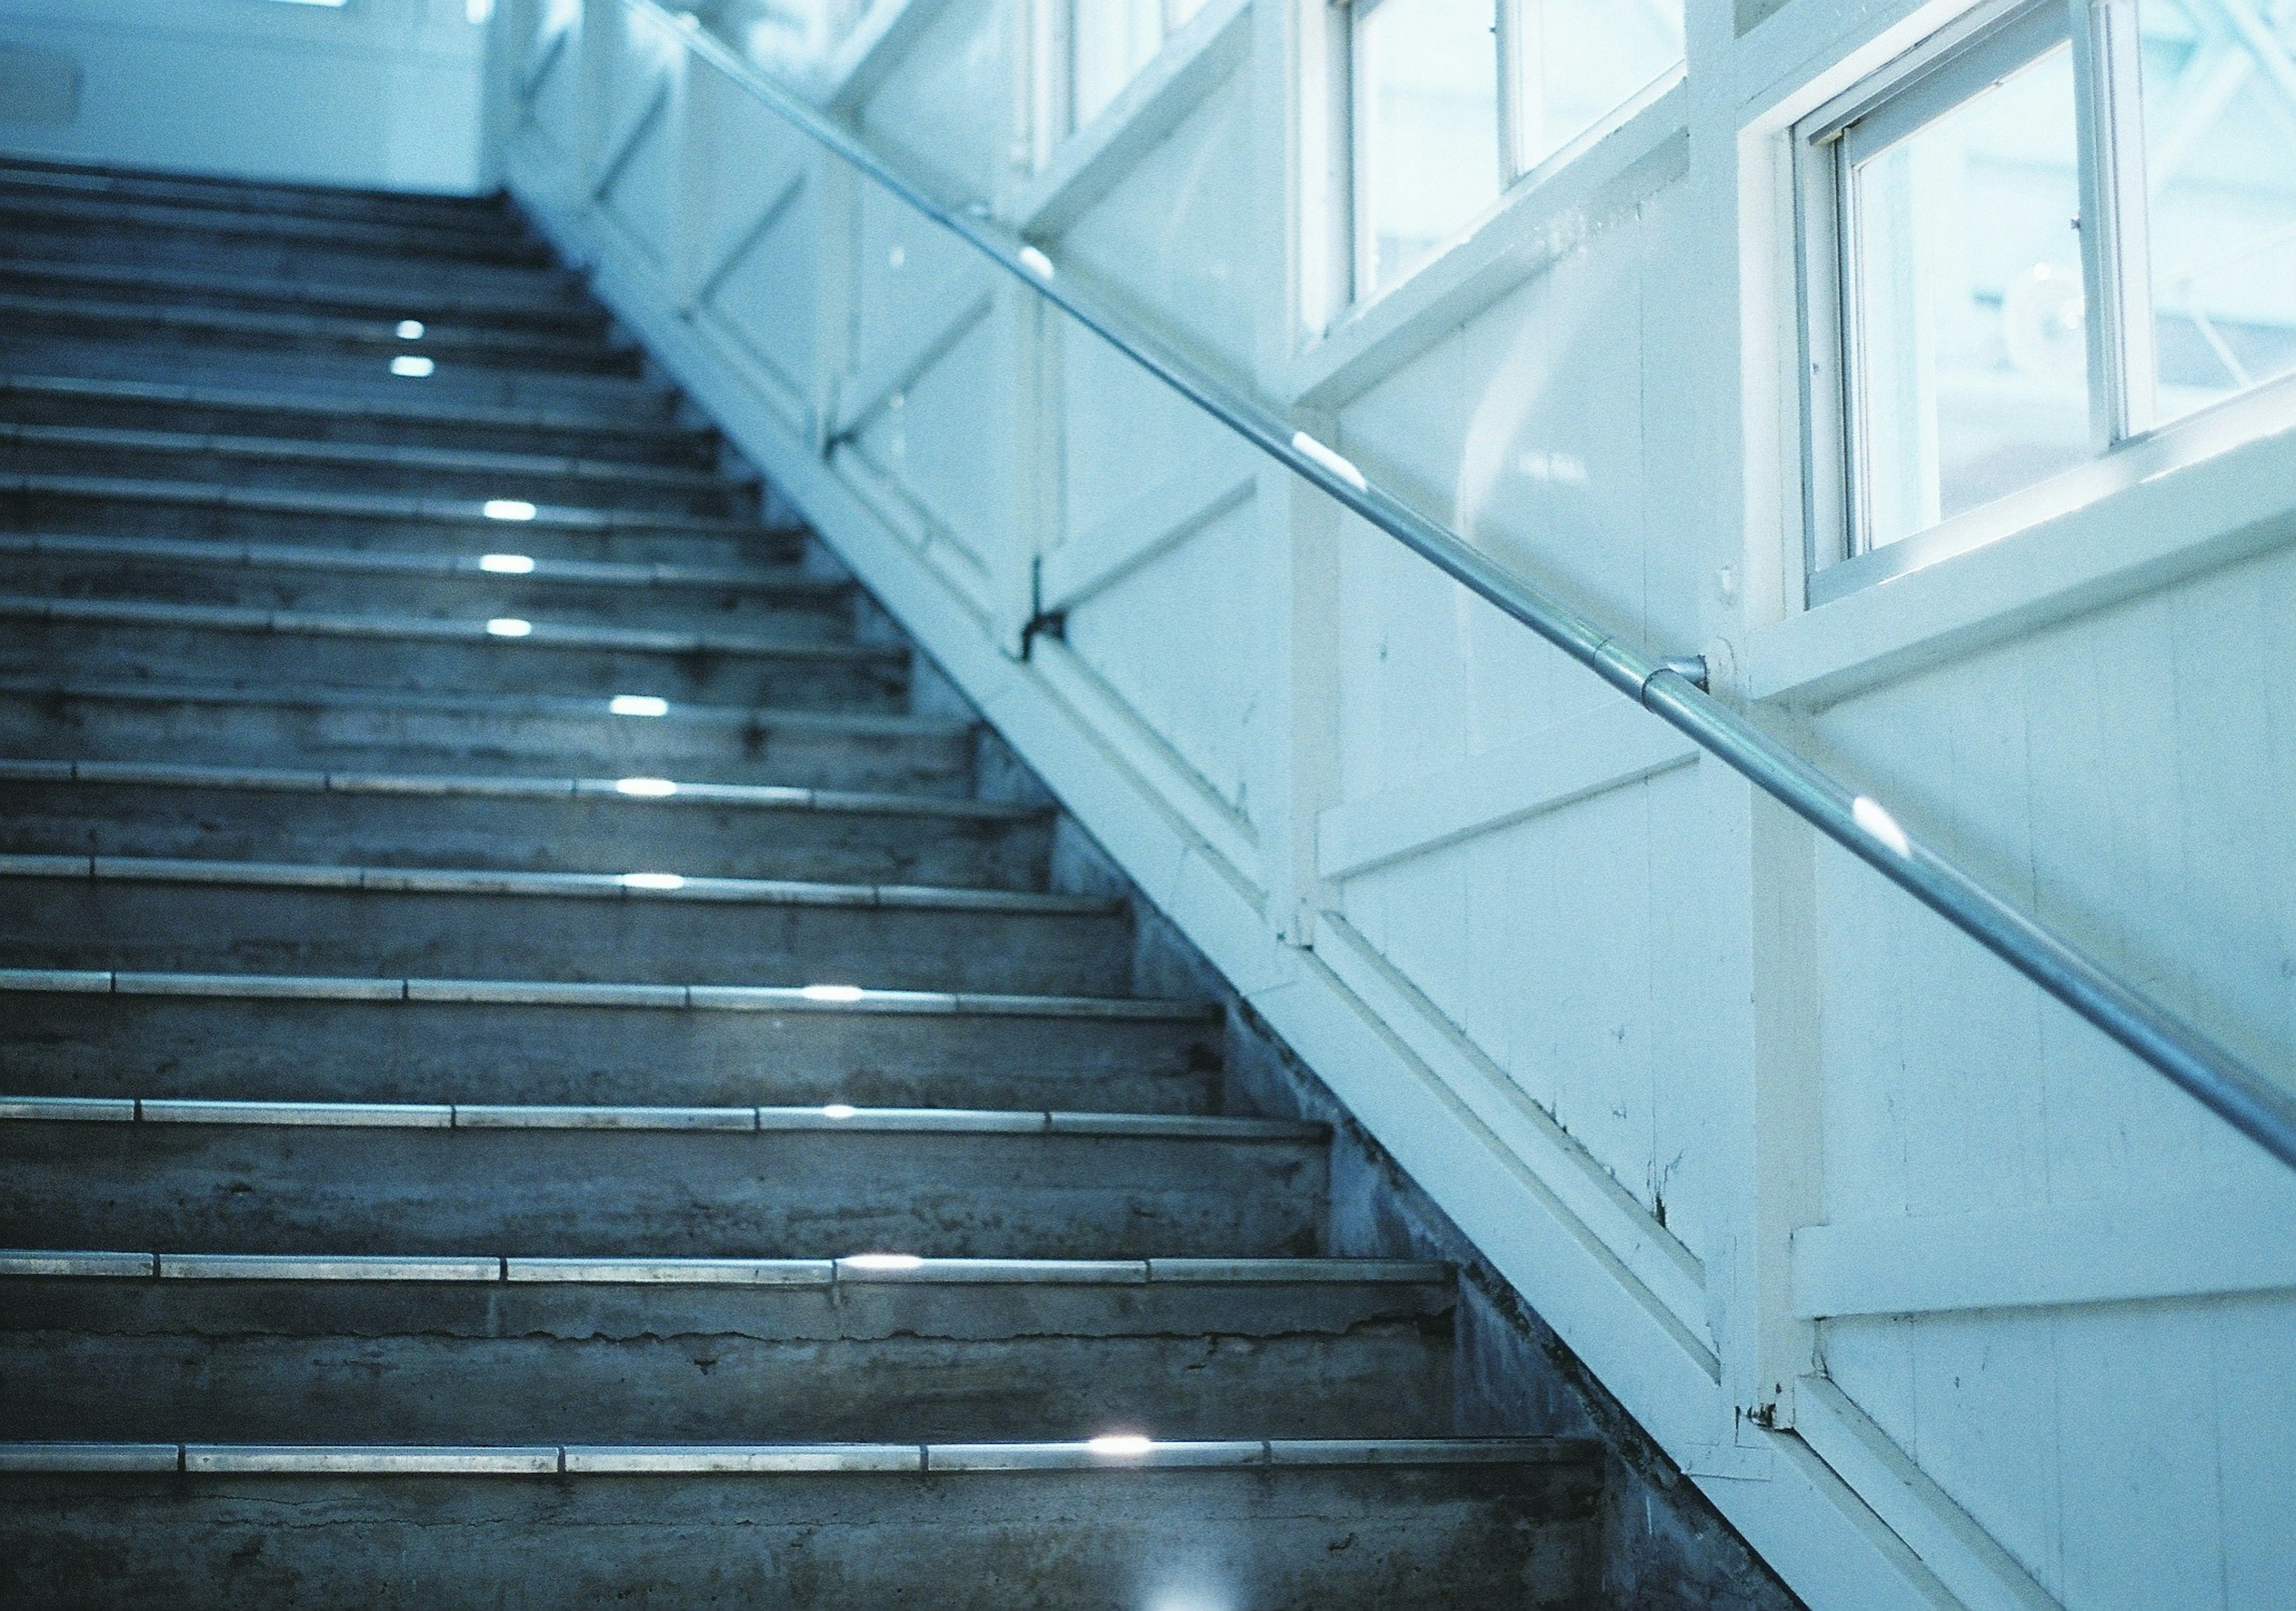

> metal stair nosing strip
[0,967,1215,1022]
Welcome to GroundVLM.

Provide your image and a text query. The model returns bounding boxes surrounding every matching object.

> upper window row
[1343,0,1684,296]
[1799,0,2296,576]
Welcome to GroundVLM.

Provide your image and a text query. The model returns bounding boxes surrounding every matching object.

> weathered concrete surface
[0,778,1053,889]
[0,1275,1454,1444]
[0,1463,1603,1610]
[0,991,1222,1113]
[0,877,1134,995]
[0,683,976,792]
[0,1121,1326,1259]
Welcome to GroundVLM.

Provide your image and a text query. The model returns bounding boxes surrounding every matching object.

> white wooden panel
[845,305,1006,582]
[1338,764,1721,1252]
[1063,492,1265,837]
[1795,1185,2296,1319]
[1333,220,1664,805]
[853,0,1010,199]
[596,78,673,264]
[1318,698,1698,881]
[1055,317,1229,552]
[1052,67,1259,372]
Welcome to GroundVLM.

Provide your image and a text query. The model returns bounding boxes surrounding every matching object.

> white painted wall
[501,2,2296,1607]
[0,0,492,192]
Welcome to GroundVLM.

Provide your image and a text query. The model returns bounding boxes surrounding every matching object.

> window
[1344,0,1685,298]
[1799,0,2296,580]
[1057,0,1213,140]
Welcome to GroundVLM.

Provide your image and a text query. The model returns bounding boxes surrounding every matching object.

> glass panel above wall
[1071,0,1164,132]
[1510,0,1683,173]
[1849,41,2091,551]
[696,0,881,79]
[1356,0,1502,295]
[2137,0,2296,424]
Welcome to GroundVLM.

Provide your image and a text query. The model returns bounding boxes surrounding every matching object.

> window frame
[1040,0,1207,156]
[1788,0,2285,603]
[1333,0,1684,310]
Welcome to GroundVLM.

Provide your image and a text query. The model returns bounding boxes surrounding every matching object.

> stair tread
[0,1251,1441,1285]
[0,757,1037,818]
[0,424,738,490]
[0,1436,1592,1475]
[0,291,622,364]
[5,471,771,533]
[0,965,1211,1019]
[0,372,704,441]
[0,533,842,593]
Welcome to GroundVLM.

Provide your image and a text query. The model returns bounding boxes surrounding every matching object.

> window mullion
[2071,0,2160,442]
[1496,0,1526,184]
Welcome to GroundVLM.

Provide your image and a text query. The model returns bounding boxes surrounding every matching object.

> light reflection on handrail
[596,0,2296,1172]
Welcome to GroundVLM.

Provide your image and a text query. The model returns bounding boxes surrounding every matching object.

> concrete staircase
[0,159,1604,1607]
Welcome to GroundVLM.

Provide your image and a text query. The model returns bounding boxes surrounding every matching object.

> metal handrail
[627,0,2296,1172]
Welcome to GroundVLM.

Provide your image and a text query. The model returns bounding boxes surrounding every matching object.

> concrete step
[0,335,678,420]
[0,680,976,792]
[0,291,635,378]
[0,259,604,339]
[0,373,717,467]
[0,1099,1327,1260]
[0,160,522,235]
[0,535,851,637]
[0,597,908,712]
[0,1255,1453,1444]
[0,229,576,308]
[0,1441,1602,1609]
[0,192,555,267]
[0,853,1132,995]
[2,473,795,567]
[0,971,1223,1114]
[0,760,1051,889]
[0,424,751,516]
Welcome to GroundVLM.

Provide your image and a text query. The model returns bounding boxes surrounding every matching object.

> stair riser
[0,1466,1599,1611]
[0,993,1220,1113]
[0,392,713,467]
[0,213,557,274]
[0,622,906,713]
[0,172,518,234]
[0,693,973,793]
[1,878,1132,995]
[0,268,604,337]
[0,1279,1452,1443]
[0,340,671,420]
[0,444,745,516]
[0,1125,1326,1259]
[2,490,792,568]
[0,310,636,378]
[3,559,850,638]
[0,783,1049,889]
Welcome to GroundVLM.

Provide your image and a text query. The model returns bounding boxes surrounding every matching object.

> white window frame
[1036,0,1207,160]
[1792,0,2296,603]
[1330,0,1684,310]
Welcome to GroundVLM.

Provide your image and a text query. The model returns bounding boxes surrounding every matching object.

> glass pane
[701,0,877,75]
[1513,0,1684,173]
[1851,43,2092,550]
[1073,0,1165,132]
[1357,0,1502,294]
[2137,0,2296,423]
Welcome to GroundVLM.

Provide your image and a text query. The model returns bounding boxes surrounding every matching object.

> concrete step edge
[0,1095,1319,1141]
[6,472,772,534]
[0,374,706,444]
[0,533,842,595]
[0,673,969,737]
[0,1250,1446,1287]
[0,292,623,364]
[1,595,902,664]
[0,423,741,491]
[0,967,1214,1021]
[0,757,1041,821]
[0,852,1111,914]
[0,1438,1593,1477]
[0,260,597,325]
